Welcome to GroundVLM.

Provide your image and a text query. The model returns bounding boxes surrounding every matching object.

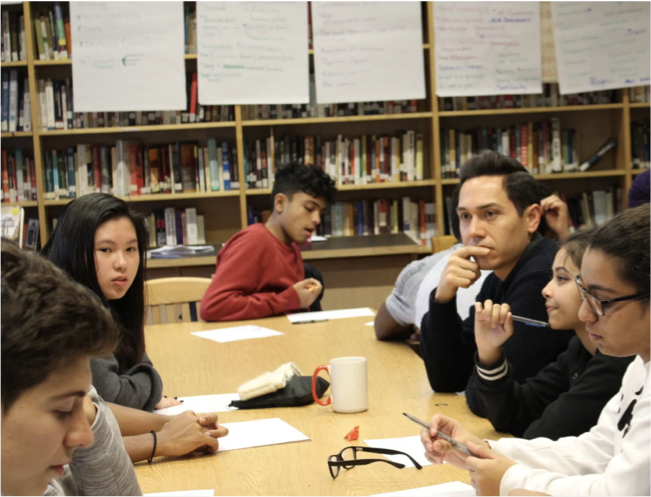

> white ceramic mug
[311,357,368,413]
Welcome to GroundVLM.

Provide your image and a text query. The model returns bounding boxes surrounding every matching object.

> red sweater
[200,223,305,322]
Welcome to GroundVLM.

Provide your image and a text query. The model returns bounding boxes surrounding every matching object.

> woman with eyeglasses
[420,205,650,496]
[470,229,633,441]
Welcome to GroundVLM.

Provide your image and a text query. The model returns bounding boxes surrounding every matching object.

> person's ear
[524,203,542,235]
[274,193,288,214]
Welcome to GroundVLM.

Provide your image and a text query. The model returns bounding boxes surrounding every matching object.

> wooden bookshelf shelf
[632,168,649,176]
[44,190,240,206]
[246,188,272,196]
[242,112,433,127]
[2,201,38,207]
[338,179,437,191]
[33,59,71,66]
[440,170,626,185]
[1,60,27,67]
[630,102,650,109]
[185,54,197,60]
[38,121,236,136]
[1,131,32,138]
[438,103,624,118]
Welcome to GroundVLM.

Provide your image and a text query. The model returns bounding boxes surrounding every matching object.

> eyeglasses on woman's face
[574,274,650,317]
[327,446,422,479]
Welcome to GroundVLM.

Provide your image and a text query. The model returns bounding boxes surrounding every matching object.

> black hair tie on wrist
[147,430,157,464]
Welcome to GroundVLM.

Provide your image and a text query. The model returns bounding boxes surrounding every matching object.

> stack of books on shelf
[629,86,650,103]
[244,131,424,189]
[2,149,37,203]
[1,70,31,132]
[32,3,70,61]
[438,84,615,111]
[248,198,437,248]
[1,10,27,62]
[631,121,650,169]
[441,119,588,177]
[241,99,423,121]
[36,76,234,131]
[146,207,207,249]
[1,205,39,249]
[42,139,238,200]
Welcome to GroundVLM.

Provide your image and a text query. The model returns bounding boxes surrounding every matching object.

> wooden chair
[145,277,212,325]
[432,235,458,253]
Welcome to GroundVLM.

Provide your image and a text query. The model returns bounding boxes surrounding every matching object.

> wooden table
[137,315,504,496]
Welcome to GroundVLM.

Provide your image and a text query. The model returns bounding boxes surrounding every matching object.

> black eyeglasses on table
[327,446,423,479]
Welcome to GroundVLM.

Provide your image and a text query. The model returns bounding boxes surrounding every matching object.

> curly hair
[270,163,337,211]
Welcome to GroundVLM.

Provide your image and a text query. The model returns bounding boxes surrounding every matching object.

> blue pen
[512,315,550,328]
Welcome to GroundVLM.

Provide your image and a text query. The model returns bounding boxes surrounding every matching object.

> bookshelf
[2,1,648,275]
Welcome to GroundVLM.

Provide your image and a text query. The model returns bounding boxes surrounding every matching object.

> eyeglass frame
[574,274,650,317]
[327,446,423,479]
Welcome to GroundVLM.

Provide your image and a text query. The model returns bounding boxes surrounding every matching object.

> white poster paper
[551,2,650,94]
[312,2,426,104]
[434,2,542,97]
[70,2,186,112]
[218,418,310,451]
[197,2,309,105]
[540,2,558,83]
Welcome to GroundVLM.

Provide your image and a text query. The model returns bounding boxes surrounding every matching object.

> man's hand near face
[435,246,490,303]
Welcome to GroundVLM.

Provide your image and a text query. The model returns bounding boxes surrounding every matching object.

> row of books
[42,139,239,200]
[440,119,612,177]
[241,100,423,121]
[1,71,31,133]
[145,207,207,248]
[631,121,650,170]
[1,149,37,203]
[36,76,234,131]
[244,132,425,189]
[249,198,438,248]
[629,86,650,104]
[1,10,27,62]
[0,206,39,250]
[438,84,615,112]
[32,3,70,61]
[184,4,197,55]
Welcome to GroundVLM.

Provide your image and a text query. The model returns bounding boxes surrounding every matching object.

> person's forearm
[107,402,170,436]
[123,433,158,463]
[374,303,413,341]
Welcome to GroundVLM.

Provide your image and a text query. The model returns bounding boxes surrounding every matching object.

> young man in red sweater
[200,163,337,322]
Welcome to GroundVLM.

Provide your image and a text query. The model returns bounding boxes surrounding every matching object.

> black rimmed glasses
[575,274,650,317]
[327,446,423,479]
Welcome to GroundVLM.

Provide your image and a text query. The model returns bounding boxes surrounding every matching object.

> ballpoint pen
[511,315,550,328]
[402,413,477,457]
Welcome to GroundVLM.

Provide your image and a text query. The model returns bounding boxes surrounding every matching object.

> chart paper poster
[70,2,186,112]
[434,2,542,97]
[312,2,426,104]
[197,2,309,105]
[552,2,650,94]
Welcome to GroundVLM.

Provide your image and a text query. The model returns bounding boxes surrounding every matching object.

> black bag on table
[229,376,330,410]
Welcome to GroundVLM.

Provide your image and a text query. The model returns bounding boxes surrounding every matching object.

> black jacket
[473,335,634,439]
[420,233,575,415]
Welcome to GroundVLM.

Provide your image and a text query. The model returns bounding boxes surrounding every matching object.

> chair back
[432,235,458,253]
[145,277,212,325]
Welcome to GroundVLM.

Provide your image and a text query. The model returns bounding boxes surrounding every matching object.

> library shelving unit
[3,1,648,310]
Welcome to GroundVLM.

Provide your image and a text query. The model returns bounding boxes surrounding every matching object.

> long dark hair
[42,193,148,368]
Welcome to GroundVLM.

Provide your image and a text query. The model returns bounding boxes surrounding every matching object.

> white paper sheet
[146,490,215,497]
[364,435,432,468]
[191,325,284,343]
[551,2,650,94]
[70,2,186,112]
[218,418,309,451]
[154,393,240,416]
[312,2,426,103]
[288,308,375,324]
[365,321,374,326]
[434,2,542,97]
[371,481,476,496]
[309,235,328,242]
[197,2,309,104]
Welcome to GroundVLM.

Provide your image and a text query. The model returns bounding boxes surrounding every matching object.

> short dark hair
[588,205,650,297]
[2,239,119,411]
[561,228,596,269]
[270,163,337,211]
[454,151,549,234]
[41,193,148,369]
